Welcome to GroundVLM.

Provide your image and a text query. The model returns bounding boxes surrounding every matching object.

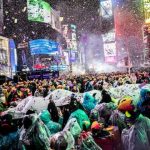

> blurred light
[22,7,27,12]
[14,19,18,23]
[59,17,64,22]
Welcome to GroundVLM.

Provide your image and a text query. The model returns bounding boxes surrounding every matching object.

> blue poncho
[83,93,97,113]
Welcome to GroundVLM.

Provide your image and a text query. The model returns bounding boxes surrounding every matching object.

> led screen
[29,39,59,55]
[100,0,112,18]
[27,0,51,23]
[9,39,17,73]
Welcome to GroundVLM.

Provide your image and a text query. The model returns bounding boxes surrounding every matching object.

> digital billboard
[9,39,17,73]
[62,24,78,51]
[100,0,113,19]
[27,0,51,24]
[0,36,10,76]
[29,39,59,55]
[104,42,117,63]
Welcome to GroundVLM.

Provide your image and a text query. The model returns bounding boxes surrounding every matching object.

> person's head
[91,121,103,135]
[54,135,68,150]
[118,96,140,126]
[23,116,32,129]
[48,98,59,122]
[101,90,112,103]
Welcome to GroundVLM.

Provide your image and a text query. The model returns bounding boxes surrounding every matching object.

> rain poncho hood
[137,88,150,109]
[40,110,51,124]
[83,93,97,113]
[118,96,135,112]
[64,118,82,138]
[69,109,90,130]
[19,115,51,150]
[40,110,62,134]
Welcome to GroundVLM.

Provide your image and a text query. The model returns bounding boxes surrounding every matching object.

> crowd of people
[0,71,150,150]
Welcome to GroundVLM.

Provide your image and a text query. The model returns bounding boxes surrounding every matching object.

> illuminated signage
[104,42,116,57]
[100,0,113,18]
[27,0,51,24]
[144,0,150,24]
[29,39,59,55]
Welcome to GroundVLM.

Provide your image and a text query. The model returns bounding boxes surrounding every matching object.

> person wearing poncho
[69,109,91,130]
[40,110,62,134]
[19,115,51,150]
[118,96,150,150]
[83,93,97,114]
[137,88,150,118]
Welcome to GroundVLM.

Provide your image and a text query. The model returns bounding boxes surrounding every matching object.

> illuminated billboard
[143,0,150,24]
[62,24,78,51]
[29,39,59,55]
[27,0,51,24]
[100,0,113,18]
[9,39,17,73]
[102,29,115,42]
[0,36,10,76]
[104,42,117,63]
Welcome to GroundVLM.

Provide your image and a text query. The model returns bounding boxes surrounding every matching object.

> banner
[0,0,3,34]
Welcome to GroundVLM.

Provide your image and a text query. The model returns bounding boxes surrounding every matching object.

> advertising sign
[105,56,117,63]
[100,0,113,18]
[62,24,77,51]
[0,36,10,76]
[102,30,115,42]
[51,8,61,32]
[70,51,76,62]
[27,0,51,24]
[29,39,59,55]
[104,42,116,57]
[9,39,17,73]
[144,0,150,24]
[0,0,3,34]
[70,24,77,51]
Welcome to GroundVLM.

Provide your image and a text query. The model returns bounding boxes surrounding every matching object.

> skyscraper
[114,0,144,67]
